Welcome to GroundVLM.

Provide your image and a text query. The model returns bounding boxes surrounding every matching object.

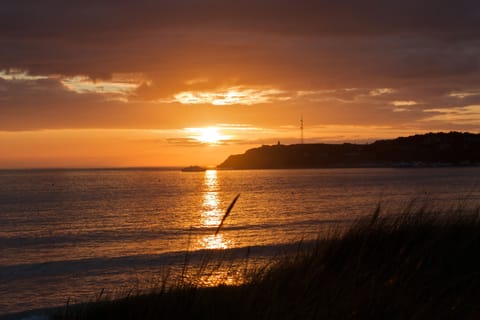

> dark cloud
[1,1,479,76]
[1,0,480,132]
[2,0,479,38]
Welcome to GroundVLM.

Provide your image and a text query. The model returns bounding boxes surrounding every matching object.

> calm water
[1,168,480,316]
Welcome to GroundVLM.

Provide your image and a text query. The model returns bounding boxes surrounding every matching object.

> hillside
[217,132,480,169]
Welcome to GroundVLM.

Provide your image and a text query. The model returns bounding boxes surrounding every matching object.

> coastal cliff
[217,132,480,169]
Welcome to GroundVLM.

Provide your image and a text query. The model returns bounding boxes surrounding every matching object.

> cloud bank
[1,0,480,132]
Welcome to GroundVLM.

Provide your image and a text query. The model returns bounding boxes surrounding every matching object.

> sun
[186,127,230,145]
[198,127,221,143]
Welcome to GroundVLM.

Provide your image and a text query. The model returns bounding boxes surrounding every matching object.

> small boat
[181,165,207,172]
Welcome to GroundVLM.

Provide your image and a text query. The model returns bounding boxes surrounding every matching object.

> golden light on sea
[199,234,230,250]
[198,170,232,250]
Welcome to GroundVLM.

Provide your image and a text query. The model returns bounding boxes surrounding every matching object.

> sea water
[1,167,480,316]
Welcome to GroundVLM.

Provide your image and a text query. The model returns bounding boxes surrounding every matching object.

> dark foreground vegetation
[54,206,480,320]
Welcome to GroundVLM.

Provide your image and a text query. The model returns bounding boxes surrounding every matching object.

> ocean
[1,167,480,317]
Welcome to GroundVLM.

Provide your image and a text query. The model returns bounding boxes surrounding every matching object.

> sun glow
[186,127,230,145]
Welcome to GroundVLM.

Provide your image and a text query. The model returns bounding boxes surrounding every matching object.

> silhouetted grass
[53,205,480,320]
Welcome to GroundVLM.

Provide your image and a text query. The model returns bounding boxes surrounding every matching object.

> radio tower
[300,115,304,144]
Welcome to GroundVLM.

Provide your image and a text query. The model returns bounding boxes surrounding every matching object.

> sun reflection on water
[199,234,231,249]
[198,170,232,250]
[202,192,221,226]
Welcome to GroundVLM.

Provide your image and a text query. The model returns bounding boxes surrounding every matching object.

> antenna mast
[300,115,304,144]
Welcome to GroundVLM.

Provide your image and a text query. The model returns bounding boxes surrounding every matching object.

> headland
[218,132,480,169]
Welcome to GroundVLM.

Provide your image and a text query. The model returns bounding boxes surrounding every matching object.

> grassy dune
[53,206,480,319]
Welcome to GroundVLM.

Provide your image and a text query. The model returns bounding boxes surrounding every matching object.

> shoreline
[216,163,480,170]
[1,164,480,173]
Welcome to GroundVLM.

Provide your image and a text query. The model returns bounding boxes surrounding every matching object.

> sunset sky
[1,0,480,168]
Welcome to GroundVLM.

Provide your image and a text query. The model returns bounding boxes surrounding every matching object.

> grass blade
[215,193,240,235]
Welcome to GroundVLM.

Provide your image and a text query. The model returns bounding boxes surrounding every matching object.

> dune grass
[53,205,480,320]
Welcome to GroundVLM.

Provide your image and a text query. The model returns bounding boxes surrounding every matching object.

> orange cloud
[422,105,480,125]
[0,69,48,81]
[173,87,289,105]
[60,73,146,99]
[391,100,418,106]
